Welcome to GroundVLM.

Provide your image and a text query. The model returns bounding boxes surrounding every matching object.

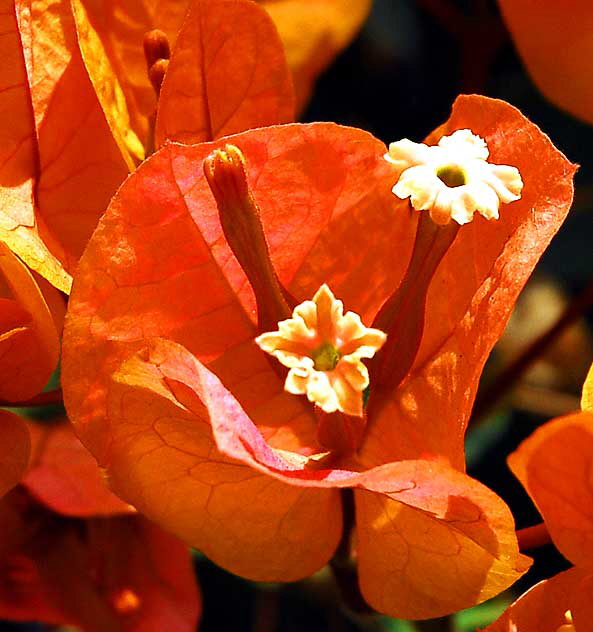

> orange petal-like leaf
[71,0,144,166]
[485,567,593,632]
[498,0,593,125]
[508,411,593,570]
[0,411,30,498]
[0,0,71,292]
[354,459,531,619]
[21,0,129,274]
[70,0,191,147]
[362,95,576,469]
[0,242,60,401]
[101,337,342,582]
[155,0,294,146]
[24,419,134,516]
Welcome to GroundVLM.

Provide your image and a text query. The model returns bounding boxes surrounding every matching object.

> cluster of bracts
[0,0,590,630]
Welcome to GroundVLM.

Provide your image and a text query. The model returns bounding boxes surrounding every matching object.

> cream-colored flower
[255,284,386,417]
[385,129,523,225]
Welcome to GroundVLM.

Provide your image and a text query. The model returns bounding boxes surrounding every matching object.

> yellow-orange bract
[260,0,372,108]
[62,96,575,618]
[498,0,593,125]
[486,364,593,630]
[0,243,63,402]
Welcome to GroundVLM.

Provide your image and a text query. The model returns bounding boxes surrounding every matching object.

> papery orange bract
[0,488,201,630]
[105,336,528,613]
[24,419,134,516]
[508,412,593,571]
[498,0,593,125]
[27,0,129,271]
[71,0,144,166]
[62,97,573,618]
[0,242,61,401]
[260,0,372,109]
[489,364,593,630]
[0,411,30,498]
[71,0,367,147]
[0,0,71,292]
[485,567,593,632]
[155,0,294,146]
[64,122,410,460]
[68,0,191,152]
[0,0,130,290]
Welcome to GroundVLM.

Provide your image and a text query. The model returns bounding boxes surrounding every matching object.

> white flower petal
[385,128,523,225]
[256,285,387,416]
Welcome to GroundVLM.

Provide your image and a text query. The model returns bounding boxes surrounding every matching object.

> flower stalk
[368,212,459,408]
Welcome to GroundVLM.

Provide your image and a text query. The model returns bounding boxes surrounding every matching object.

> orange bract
[488,359,593,630]
[3,0,364,293]
[24,419,134,517]
[155,0,295,146]
[508,412,593,571]
[260,0,372,109]
[485,568,593,632]
[498,0,593,125]
[62,96,574,618]
[0,242,61,402]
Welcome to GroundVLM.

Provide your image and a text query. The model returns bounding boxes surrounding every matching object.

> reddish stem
[472,279,593,422]
[517,522,552,551]
[0,388,63,409]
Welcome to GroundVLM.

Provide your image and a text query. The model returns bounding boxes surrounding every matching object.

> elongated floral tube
[204,145,292,330]
[369,213,459,402]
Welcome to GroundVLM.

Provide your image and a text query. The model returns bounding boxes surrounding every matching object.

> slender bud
[143,29,170,70]
[149,58,169,95]
[203,145,292,331]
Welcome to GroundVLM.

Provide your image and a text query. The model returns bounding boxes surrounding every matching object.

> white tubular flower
[255,284,387,417]
[385,129,523,225]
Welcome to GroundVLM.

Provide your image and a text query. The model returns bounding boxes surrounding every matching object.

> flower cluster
[0,0,582,627]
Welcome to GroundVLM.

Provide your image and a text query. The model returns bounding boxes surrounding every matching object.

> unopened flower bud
[204,145,292,331]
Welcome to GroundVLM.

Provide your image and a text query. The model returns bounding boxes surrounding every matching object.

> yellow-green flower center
[436,164,466,188]
[311,342,341,371]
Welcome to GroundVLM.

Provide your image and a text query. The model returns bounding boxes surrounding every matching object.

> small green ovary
[311,342,341,371]
[437,164,467,188]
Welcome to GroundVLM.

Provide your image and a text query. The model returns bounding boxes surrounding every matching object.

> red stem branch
[0,388,63,409]
[517,522,552,551]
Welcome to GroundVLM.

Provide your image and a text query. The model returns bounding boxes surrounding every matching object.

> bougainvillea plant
[0,0,587,628]
[61,93,575,619]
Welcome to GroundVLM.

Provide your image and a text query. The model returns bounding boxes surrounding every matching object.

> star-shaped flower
[256,284,386,416]
[386,129,523,225]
